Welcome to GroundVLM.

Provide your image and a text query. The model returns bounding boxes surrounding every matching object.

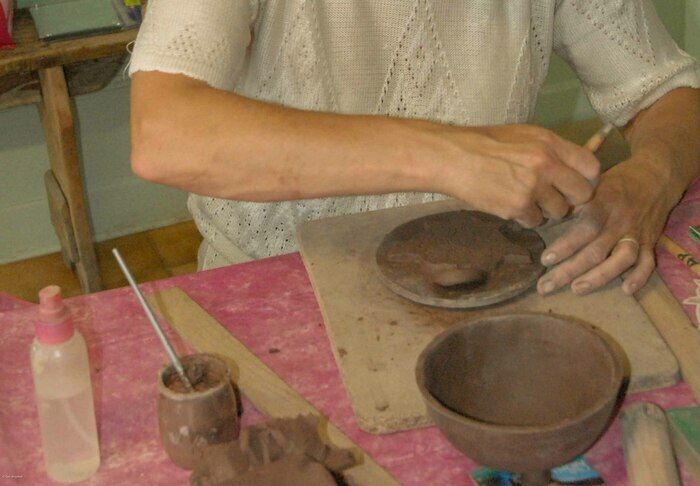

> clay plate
[375,210,545,308]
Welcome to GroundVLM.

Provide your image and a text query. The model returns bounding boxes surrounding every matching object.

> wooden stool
[0,10,139,293]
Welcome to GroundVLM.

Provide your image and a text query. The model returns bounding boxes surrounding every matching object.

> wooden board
[147,288,398,486]
[297,200,680,434]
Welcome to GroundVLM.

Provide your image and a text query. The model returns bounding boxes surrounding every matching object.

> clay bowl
[416,313,625,485]
[157,353,239,470]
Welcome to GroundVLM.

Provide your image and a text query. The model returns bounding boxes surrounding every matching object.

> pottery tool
[635,272,700,402]
[666,406,700,482]
[645,235,700,402]
[658,234,700,277]
[584,122,615,152]
[112,248,194,392]
[620,402,681,486]
[145,287,398,486]
[297,199,679,433]
[539,122,615,229]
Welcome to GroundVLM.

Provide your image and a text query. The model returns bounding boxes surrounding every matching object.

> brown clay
[376,210,545,308]
[416,313,625,484]
[190,415,355,486]
[157,354,239,470]
[166,359,214,393]
[420,261,487,288]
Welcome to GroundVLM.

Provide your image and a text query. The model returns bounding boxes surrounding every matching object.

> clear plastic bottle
[30,285,100,483]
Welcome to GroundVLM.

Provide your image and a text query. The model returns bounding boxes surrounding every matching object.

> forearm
[622,87,700,199]
[130,72,444,201]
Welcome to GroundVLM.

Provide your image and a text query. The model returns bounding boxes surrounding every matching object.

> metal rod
[112,248,194,391]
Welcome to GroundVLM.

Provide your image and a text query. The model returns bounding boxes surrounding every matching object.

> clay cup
[157,353,238,470]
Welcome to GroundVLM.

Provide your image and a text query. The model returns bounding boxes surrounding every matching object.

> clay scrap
[165,359,213,393]
[190,415,355,486]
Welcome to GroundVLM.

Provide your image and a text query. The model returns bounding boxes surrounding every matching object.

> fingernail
[540,280,555,294]
[542,252,557,265]
[624,282,637,294]
[573,281,591,295]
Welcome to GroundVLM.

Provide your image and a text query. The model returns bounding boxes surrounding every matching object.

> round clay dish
[375,210,546,308]
[415,313,625,473]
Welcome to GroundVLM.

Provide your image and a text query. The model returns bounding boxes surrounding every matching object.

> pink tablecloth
[0,291,32,313]
[1,181,699,485]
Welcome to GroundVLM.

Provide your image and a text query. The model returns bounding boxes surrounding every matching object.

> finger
[549,136,601,182]
[538,231,619,295]
[622,248,655,295]
[540,215,603,266]
[542,159,596,206]
[514,204,544,229]
[536,185,570,221]
[570,239,640,295]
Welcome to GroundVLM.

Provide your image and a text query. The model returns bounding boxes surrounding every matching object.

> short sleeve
[553,0,700,125]
[128,0,255,91]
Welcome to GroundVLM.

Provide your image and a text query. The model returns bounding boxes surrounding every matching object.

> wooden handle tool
[621,402,681,486]
[635,272,700,402]
[658,234,700,278]
[584,122,615,152]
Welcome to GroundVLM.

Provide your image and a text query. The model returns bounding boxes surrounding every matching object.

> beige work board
[296,200,680,434]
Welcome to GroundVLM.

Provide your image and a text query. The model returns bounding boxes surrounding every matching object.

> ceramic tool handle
[621,402,681,486]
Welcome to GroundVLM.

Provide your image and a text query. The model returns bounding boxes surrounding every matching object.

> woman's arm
[623,87,700,193]
[538,87,700,296]
[130,71,598,227]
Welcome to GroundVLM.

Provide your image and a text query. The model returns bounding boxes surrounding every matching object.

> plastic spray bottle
[30,285,100,483]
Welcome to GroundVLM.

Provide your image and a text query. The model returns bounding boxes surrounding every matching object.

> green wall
[0,0,695,263]
[534,0,689,127]
[0,75,190,264]
[688,0,700,58]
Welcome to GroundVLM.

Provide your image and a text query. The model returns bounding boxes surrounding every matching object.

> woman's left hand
[536,155,684,296]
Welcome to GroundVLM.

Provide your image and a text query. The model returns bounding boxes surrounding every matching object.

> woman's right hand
[430,124,600,227]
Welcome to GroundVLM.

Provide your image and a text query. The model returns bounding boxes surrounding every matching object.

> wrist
[633,144,688,204]
[386,118,454,194]
[395,118,483,197]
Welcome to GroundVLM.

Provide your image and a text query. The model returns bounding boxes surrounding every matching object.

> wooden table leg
[37,66,102,293]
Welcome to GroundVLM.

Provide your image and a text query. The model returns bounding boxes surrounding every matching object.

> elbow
[129,72,202,186]
[130,109,182,185]
[130,125,164,184]
[130,149,159,185]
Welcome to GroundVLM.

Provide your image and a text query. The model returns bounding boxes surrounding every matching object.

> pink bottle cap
[36,285,74,345]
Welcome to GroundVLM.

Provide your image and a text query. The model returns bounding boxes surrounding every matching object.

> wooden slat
[146,287,398,486]
[635,273,700,402]
[621,403,681,486]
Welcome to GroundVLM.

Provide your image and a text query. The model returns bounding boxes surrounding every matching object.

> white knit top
[129,0,699,266]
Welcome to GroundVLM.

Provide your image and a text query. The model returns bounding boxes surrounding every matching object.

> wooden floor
[0,220,202,303]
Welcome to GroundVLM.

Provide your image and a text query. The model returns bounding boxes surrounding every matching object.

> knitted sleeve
[128,0,255,91]
[553,0,700,125]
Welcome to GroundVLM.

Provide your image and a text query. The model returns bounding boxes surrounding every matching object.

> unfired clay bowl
[416,313,625,485]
